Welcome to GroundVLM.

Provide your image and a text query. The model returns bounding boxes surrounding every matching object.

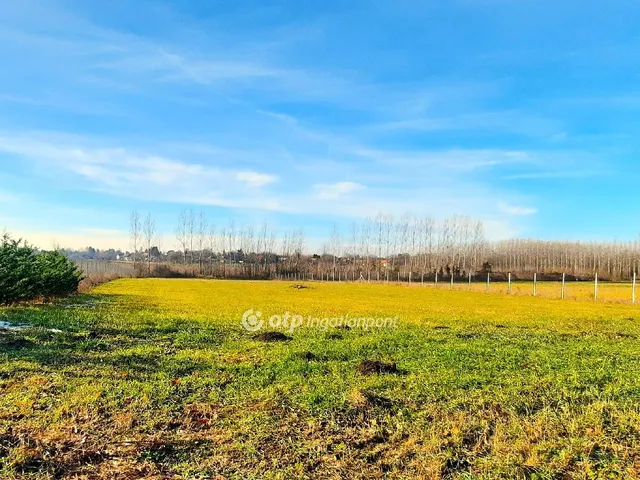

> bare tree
[197,211,208,275]
[359,218,372,281]
[259,221,269,273]
[226,219,236,266]
[350,221,359,280]
[143,213,156,276]
[375,214,385,281]
[220,226,227,276]
[175,210,189,264]
[266,230,277,278]
[330,224,341,281]
[187,209,196,266]
[130,210,141,270]
[208,222,217,275]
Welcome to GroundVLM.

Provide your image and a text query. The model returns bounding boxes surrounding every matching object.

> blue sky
[1,0,639,250]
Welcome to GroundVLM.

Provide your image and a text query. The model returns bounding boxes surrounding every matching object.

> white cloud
[351,147,531,171]
[498,202,538,216]
[0,134,280,209]
[0,0,629,248]
[235,171,278,188]
[0,129,545,241]
[314,181,365,200]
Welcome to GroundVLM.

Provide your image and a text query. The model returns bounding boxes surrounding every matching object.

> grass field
[1,279,640,479]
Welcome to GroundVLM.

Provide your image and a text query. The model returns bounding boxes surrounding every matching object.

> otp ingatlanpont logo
[241,309,263,331]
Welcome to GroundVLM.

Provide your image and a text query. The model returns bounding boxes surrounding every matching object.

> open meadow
[1,279,640,479]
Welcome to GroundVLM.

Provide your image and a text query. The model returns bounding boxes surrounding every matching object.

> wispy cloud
[0,191,17,203]
[350,147,532,172]
[0,129,542,235]
[235,171,278,188]
[0,2,507,124]
[314,181,365,200]
[368,109,563,138]
[0,134,279,209]
[498,202,537,216]
[502,170,601,180]
[1,0,632,244]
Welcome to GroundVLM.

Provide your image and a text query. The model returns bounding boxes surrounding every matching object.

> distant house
[380,259,389,268]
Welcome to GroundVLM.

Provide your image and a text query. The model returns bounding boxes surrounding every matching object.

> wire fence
[72,260,639,305]
[292,271,639,305]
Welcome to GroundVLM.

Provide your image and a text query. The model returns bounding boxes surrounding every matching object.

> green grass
[1,279,640,479]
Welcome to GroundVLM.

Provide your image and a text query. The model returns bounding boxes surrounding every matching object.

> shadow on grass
[0,293,138,332]
[0,292,230,381]
[0,328,218,380]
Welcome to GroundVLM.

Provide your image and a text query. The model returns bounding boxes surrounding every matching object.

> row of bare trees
[128,210,640,281]
[172,209,295,277]
[318,214,486,281]
[490,239,640,280]
[129,210,156,276]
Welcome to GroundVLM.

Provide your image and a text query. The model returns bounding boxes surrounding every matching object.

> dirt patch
[336,325,351,330]
[356,360,400,375]
[291,284,310,290]
[0,337,34,349]
[495,324,507,329]
[614,332,637,339]
[433,326,450,330]
[296,351,321,361]
[326,333,343,340]
[253,332,292,342]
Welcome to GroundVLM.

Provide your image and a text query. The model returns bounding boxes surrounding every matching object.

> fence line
[296,270,639,306]
[75,261,640,306]
[74,260,135,277]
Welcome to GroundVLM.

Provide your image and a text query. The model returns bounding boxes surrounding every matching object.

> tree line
[126,209,640,281]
